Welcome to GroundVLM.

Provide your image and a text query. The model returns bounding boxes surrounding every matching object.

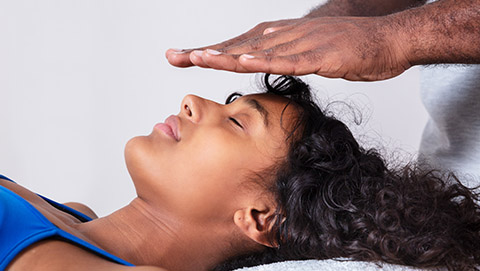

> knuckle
[255,21,270,29]
[221,40,238,48]
[262,41,296,57]
[259,20,274,27]
[247,36,264,51]
[287,54,300,64]
[301,50,323,64]
[277,41,297,53]
[263,48,275,56]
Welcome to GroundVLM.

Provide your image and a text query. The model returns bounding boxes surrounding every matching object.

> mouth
[154,115,180,141]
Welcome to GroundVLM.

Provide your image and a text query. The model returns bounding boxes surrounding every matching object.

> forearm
[305,0,427,17]
[391,0,480,65]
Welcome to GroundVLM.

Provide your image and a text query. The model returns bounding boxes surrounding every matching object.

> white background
[0,0,427,216]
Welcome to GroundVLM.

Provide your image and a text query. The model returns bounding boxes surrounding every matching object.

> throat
[77,197,229,271]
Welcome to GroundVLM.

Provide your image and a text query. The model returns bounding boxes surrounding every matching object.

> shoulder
[0,178,99,219]
[8,240,168,271]
[63,202,99,219]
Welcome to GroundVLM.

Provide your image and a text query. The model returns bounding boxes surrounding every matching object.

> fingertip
[263,27,277,35]
[190,50,204,61]
[238,54,262,69]
[237,54,270,73]
[167,48,183,53]
[165,49,194,67]
[189,50,210,68]
[240,54,256,60]
[165,48,174,59]
[238,54,260,68]
[205,49,222,56]
[166,48,187,58]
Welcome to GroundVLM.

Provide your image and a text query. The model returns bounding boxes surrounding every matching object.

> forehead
[237,93,301,139]
[242,93,290,106]
[235,93,300,183]
[238,93,296,117]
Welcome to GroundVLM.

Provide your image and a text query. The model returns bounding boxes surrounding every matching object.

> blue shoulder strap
[0,174,14,182]
[0,174,134,267]
[0,174,92,222]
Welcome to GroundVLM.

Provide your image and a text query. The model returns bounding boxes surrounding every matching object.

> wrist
[368,15,414,74]
[383,10,420,67]
[387,0,480,66]
[304,0,428,18]
[385,5,434,66]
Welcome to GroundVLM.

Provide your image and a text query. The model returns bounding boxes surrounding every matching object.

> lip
[154,115,180,141]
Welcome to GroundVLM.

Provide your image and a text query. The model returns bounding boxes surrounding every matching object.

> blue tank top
[0,174,134,269]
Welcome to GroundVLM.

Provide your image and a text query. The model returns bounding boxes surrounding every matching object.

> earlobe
[234,207,277,248]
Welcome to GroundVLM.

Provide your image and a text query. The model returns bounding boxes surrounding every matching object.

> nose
[181,94,204,123]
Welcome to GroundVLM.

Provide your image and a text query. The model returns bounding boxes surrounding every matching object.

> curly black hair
[214,74,480,271]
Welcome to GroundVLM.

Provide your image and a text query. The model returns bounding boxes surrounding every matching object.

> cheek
[165,131,270,214]
[124,128,280,219]
[180,129,266,177]
[177,132,248,188]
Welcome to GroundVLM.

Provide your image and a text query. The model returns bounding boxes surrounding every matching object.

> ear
[234,205,277,248]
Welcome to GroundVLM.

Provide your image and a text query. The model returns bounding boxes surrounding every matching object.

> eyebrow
[244,98,269,127]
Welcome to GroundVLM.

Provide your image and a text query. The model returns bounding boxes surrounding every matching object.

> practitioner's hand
[165,19,298,68]
[165,16,411,81]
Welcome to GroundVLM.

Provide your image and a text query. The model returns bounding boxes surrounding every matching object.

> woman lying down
[1,75,479,271]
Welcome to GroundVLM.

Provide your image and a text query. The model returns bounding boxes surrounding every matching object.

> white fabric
[419,65,480,187]
[235,259,433,271]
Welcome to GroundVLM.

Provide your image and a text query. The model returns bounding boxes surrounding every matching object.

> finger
[262,25,290,35]
[166,20,300,68]
[189,49,252,72]
[220,24,303,56]
[203,20,298,52]
[199,49,252,73]
[166,40,238,68]
[166,24,270,68]
[236,51,327,76]
[188,50,212,69]
[165,49,195,68]
[237,51,370,80]
[199,37,314,72]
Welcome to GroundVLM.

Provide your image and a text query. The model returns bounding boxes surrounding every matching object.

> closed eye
[229,117,243,129]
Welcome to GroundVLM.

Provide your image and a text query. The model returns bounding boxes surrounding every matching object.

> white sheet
[235,259,438,271]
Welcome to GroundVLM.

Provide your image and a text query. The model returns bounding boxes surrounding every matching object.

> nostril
[185,104,192,117]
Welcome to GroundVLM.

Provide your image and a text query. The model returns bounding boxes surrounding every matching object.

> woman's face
[125,93,298,222]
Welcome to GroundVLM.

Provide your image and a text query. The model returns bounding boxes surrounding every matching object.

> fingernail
[263,28,277,35]
[206,49,222,55]
[241,54,255,59]
[170,48,186,54]
[193,50,204,57]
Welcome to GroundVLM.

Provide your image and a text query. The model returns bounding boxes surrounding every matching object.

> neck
[77,197,237,271]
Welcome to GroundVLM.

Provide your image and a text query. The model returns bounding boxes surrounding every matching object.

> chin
[124,136,151,187]
[124,135,169,197]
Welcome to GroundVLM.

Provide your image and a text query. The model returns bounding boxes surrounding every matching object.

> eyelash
[229,117,243,129]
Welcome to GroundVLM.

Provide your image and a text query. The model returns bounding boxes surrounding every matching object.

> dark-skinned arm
[399,0,480,66]
[166,0,422,70]
[305,0,426,17]
[166,0,480,81]
[307,0,480,67]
